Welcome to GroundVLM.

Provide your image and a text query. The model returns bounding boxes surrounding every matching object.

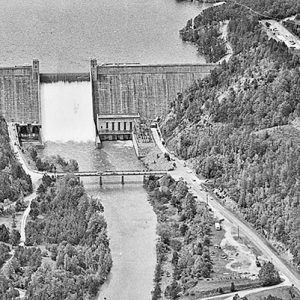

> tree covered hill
[22,175,112,299]
[180,0,300,62]
[0,117,32,205]
[1,175,112,299]
[162,0,300,271]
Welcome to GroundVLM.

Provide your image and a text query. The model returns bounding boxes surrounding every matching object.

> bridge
[51,170,167,185]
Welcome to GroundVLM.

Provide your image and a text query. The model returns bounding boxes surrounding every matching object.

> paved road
[200,281,289,300]
[151,128,300,294]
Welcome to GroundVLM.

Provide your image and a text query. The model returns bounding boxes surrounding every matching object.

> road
[260,19,300,50]
[7,123,42,245]
[201,281,289,300]
[151,128,300,296]
[218,20,233,64]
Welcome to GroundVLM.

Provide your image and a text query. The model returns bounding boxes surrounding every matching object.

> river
[39,141,157,300]
[2,0,211,298]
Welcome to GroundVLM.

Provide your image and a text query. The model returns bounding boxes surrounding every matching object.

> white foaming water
[41,81,95,142]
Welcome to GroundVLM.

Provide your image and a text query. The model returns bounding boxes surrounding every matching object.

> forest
[162,0,300,274]
[1,175,112,299]
[145,175,284,299]
[145,175,215,299]
[180,0,300,62]
[0,117,32,206]
[283,18,300,39]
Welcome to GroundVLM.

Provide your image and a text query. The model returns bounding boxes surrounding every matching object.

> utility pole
[237,226,240,239]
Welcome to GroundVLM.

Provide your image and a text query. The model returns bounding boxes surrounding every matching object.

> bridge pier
[99,176,102,186]
[121,175,124,185]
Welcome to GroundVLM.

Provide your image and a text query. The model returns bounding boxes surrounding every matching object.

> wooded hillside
[0,117,32,205]
[162,0,300,270]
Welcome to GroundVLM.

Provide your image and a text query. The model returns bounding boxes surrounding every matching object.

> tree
[230,282,236,292]
[0,224,10,243]
[264,296,282,300]
[165,280,181,299]
[9,229,21,246]
[258,262,281,286]
[12,213,16,228]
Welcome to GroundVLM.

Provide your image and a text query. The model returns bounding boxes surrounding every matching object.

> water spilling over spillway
[41,81,95,142]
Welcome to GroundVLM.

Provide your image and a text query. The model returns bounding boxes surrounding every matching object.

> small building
[97,114,140,141]
[215,222,221,231]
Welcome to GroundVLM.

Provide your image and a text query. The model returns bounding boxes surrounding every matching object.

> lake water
[0,0,207,72]
[4,0,210,298]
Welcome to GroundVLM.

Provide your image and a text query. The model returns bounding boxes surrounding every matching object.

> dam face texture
[91,59,215,121]
[0,59,215,137]
[0,60,40,124]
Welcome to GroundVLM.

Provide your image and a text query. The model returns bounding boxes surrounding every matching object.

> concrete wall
[97,115,138,132]
[0,60,40,124]
[91,60,216,120]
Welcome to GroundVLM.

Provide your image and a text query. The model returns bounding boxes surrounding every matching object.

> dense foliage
[13,175,112,299]
[180,0,300,62]
[180,18,227,62]
[258,262,281,286]
[162,0,300,272]
[145,175,213,299]
[0,117,32,204]
[0,243,11,268]
[283,19,300,39]
[26,145,79,172]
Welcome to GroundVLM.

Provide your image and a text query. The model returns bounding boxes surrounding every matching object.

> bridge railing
[53,170,167,177]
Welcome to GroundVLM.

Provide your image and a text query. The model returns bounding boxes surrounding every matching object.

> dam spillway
[0,59,215,140]
[41,80,95,142]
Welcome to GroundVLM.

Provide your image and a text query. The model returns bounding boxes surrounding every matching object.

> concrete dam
[0,59,215,143]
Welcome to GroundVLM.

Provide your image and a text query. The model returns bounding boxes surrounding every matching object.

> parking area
[260,19,300,50]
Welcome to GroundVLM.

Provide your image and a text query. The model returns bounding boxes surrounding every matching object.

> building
[97,114,140,141]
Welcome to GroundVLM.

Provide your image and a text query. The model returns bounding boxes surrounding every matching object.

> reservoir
[0,0,208,72]
[3,0,210,299]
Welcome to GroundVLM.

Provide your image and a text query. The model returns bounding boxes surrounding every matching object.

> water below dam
[39,141,157,300]
[0,0,209,72]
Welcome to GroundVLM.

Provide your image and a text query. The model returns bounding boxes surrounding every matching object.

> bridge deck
[54,170,167,177]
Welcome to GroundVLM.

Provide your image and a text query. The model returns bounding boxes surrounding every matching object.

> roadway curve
[151,128,300,295]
